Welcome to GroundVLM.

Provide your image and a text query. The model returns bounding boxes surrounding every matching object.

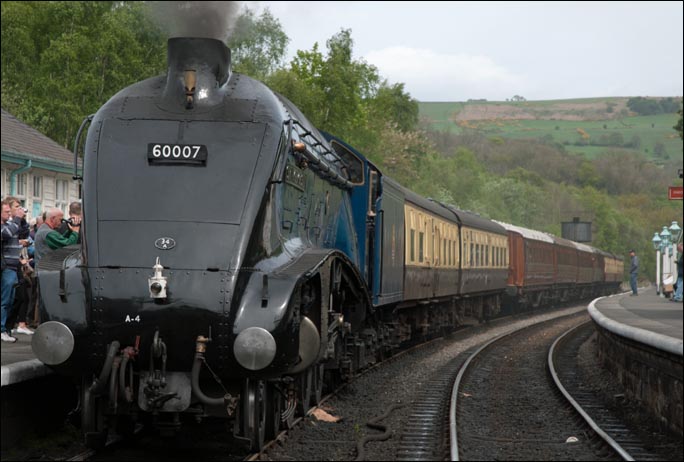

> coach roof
[494,220,555,244]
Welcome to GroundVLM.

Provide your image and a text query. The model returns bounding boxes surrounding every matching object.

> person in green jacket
[34,207,80,265]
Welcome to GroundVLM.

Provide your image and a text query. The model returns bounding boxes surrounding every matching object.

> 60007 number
[147,143,208,164]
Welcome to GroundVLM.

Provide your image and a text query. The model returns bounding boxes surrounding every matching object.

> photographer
[57,201,82,244]
[34,207,80,266]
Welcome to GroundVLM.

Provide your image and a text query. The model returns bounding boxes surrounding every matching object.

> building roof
[1,108,78,168]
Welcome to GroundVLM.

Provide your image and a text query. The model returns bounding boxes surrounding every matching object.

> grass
[419,99,682,161]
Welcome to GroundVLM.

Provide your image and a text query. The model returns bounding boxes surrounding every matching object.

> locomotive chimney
[163,37,231,110]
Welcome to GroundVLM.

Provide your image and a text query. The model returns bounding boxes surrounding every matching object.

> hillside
[419,97,683,160]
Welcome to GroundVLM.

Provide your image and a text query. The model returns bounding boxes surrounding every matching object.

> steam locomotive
[32,37,623,450]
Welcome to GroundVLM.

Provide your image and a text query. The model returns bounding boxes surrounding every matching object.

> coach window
[410,229,415,263]
[418,231,424,263]
[407,210,415,264]
[418,214,424,263]
[435,226,441,267]
[428,217,434,265]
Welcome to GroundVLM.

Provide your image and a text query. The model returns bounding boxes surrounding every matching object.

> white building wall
[1,161,80,222]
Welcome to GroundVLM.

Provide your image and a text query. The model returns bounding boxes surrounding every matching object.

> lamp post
[670,221,682,242]
[652,232,662,295]
[669,221,681,293]
[660,226,672,296]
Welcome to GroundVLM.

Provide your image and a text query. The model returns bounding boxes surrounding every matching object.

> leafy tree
[653,142,667,159]
[227,8,288,81]
[2,1,166,147]
[268,28,418,156]
[367,82,419,133]
[626,96,680,116]
[675,110,683,140]
[626,134,641,149]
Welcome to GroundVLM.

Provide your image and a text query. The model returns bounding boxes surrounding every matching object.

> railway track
[549,322,669,461]
[451,313,623,461]
[450,315,674,461]
[262,304,592,461]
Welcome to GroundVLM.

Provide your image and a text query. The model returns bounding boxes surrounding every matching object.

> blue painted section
[350,175,369,279]
[320,133,406,308]
[321,132,372,285]
[334,194,359,266]
[372,190,383,304]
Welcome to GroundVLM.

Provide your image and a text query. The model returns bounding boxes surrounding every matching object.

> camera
[61,218,78,226]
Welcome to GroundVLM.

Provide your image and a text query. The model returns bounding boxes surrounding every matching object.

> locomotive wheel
[296,368,313,415]
[265,382,282,439]
[243,379,267,451]
[81,384,108,449]
[312,363,325,406]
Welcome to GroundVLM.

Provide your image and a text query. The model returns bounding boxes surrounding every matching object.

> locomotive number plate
[148,144,208,165]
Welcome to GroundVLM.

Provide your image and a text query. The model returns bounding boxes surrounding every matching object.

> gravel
[264,305,589,461]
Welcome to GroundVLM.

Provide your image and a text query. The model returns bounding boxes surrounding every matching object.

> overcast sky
[251,1,683,102]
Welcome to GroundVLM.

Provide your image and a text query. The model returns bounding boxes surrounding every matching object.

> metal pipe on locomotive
[32,37,622,451]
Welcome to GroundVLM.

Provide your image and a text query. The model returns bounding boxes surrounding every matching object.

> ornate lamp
[660,226,671,243]
[652,232,662,250]
[669,221,682,242]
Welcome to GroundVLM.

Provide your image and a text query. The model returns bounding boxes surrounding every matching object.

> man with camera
[57,201,82,244]
[34,207,80,266]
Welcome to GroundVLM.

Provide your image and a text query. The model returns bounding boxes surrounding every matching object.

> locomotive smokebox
[163,37,231,110]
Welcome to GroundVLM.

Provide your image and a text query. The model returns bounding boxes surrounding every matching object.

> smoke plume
[147,1,243,42]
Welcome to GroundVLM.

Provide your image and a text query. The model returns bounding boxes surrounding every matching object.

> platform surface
[593,287,683,341]
[1,331,51,387]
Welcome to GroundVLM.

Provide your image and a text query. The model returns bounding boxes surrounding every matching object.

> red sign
[669,186,683,200]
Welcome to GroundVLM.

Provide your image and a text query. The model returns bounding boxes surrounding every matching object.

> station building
[1,108,80,220]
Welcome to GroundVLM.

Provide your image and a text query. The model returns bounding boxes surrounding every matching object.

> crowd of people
[1,197,81,343]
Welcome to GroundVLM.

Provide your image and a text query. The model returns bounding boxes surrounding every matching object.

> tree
[1,1,166,147]
[675,110,683,140]
[653,142,667,159]
[367,82,418,133]
[227,8,288,81]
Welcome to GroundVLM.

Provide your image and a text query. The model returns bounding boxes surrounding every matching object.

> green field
[419,98,682,160]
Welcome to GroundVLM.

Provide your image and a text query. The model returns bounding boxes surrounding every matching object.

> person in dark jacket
[2,203,20,342]
[7,202,34,335]
[629,249,639,296]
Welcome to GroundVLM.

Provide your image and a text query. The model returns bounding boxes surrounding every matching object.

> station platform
[588,287,683,437]
[589,287,683,355]
[0,332,51,387]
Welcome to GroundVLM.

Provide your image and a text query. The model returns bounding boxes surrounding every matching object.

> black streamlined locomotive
[33,37,621,451]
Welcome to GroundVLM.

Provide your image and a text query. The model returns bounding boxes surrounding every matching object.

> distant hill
[419,97,683,160]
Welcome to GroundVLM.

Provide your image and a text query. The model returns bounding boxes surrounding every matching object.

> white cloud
[364,47,526,102]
